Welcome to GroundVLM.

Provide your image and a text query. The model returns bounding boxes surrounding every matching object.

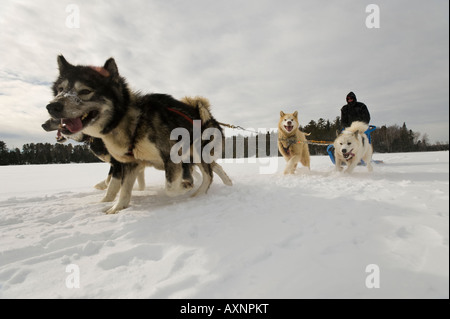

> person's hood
[346,91,357,103]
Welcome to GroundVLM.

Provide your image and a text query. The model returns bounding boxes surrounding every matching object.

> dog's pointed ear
[104,58,119,78]
[293,111,298,118]
[57,55,71,73]
[336,129,340,137]
[280,111,285,117]
[354,131,359,138]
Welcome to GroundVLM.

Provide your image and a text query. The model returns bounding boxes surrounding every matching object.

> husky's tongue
[62,118,82,133]
[344,150,355,160]
[285,125,294,132]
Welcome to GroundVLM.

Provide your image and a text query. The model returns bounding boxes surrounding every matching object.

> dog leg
[105,174,112,185]
[182,163,194,189]
[192,167,202,181]
[101,161,123,202]
[192,163,213,197]
[284,156,299,174]
[165,162,193,197]
[300,152,311,170]
[94,180,108,190]
[363,149,374,172]
[344,160,358,174]
[335,158,344,172]
[106,163,139,214]
[136,165,146,191]
[212,162,232,186]
[94,165,113,190]
[366,161,373,172]
[101,177,121,202]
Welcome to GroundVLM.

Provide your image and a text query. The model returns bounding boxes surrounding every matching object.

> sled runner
[327,125,383,165]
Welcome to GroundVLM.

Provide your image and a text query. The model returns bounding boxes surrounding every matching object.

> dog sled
[327,125,383,165]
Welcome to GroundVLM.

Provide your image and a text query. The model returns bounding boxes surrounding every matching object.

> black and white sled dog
[42,98,232,208]
[45,55,230,213]
[333,121,373,174]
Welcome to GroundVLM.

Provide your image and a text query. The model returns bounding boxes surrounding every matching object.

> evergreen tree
[0,141,8,165]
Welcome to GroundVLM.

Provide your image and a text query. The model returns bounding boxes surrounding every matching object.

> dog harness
[279,137,299,156]
[167,107,194,125]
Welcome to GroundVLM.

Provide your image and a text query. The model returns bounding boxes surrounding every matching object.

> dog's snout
[41,118,60,132]
[342,148,347,154]
[41,122,50,131]
[46,102,63,114]
[287,121,292,125]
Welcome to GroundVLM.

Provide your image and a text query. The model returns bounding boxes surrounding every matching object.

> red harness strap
[166,107,194,125]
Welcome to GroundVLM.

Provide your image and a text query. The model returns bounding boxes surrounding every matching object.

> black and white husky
[45,55,230,213]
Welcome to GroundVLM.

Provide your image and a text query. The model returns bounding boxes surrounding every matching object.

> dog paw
[105,204,127,214]
[222,177,233,186]
[105,206,123,215]
[182,180,193,189]
[101,195,116,203]
[94,181,108,190]
[166,182,192,197]
[105,207,118,214]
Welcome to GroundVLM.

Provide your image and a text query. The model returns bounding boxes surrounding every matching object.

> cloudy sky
[0,0,448,149]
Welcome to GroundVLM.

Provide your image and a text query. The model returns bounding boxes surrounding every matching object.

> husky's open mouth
[60,110,99,134]
[284,125,294,132]
[343,149,355,160]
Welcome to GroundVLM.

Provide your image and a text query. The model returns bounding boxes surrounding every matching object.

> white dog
[334,121,373,173]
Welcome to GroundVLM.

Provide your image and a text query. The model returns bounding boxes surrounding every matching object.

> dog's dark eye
[79,89,92,95]
[57,87,64,93]
[347,142,351,145]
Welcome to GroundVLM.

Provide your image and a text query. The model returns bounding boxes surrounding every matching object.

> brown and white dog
[277,111,311,174]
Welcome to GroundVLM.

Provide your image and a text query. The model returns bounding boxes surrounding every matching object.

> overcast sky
[0,0,448,149]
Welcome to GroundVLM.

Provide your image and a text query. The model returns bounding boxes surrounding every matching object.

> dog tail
[348,121,369,134]
[181,96,212,122]
[301,131,311,136]
[181,96,224,160]
[181,95,223,133]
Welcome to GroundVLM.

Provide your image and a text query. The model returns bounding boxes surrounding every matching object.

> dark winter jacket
[340,92,371,128]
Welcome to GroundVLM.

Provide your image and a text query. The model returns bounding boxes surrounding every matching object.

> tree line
[0,141,100,165]
[0,118,448,165]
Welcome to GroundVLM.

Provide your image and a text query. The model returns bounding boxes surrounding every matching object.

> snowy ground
[0,152,448,299]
